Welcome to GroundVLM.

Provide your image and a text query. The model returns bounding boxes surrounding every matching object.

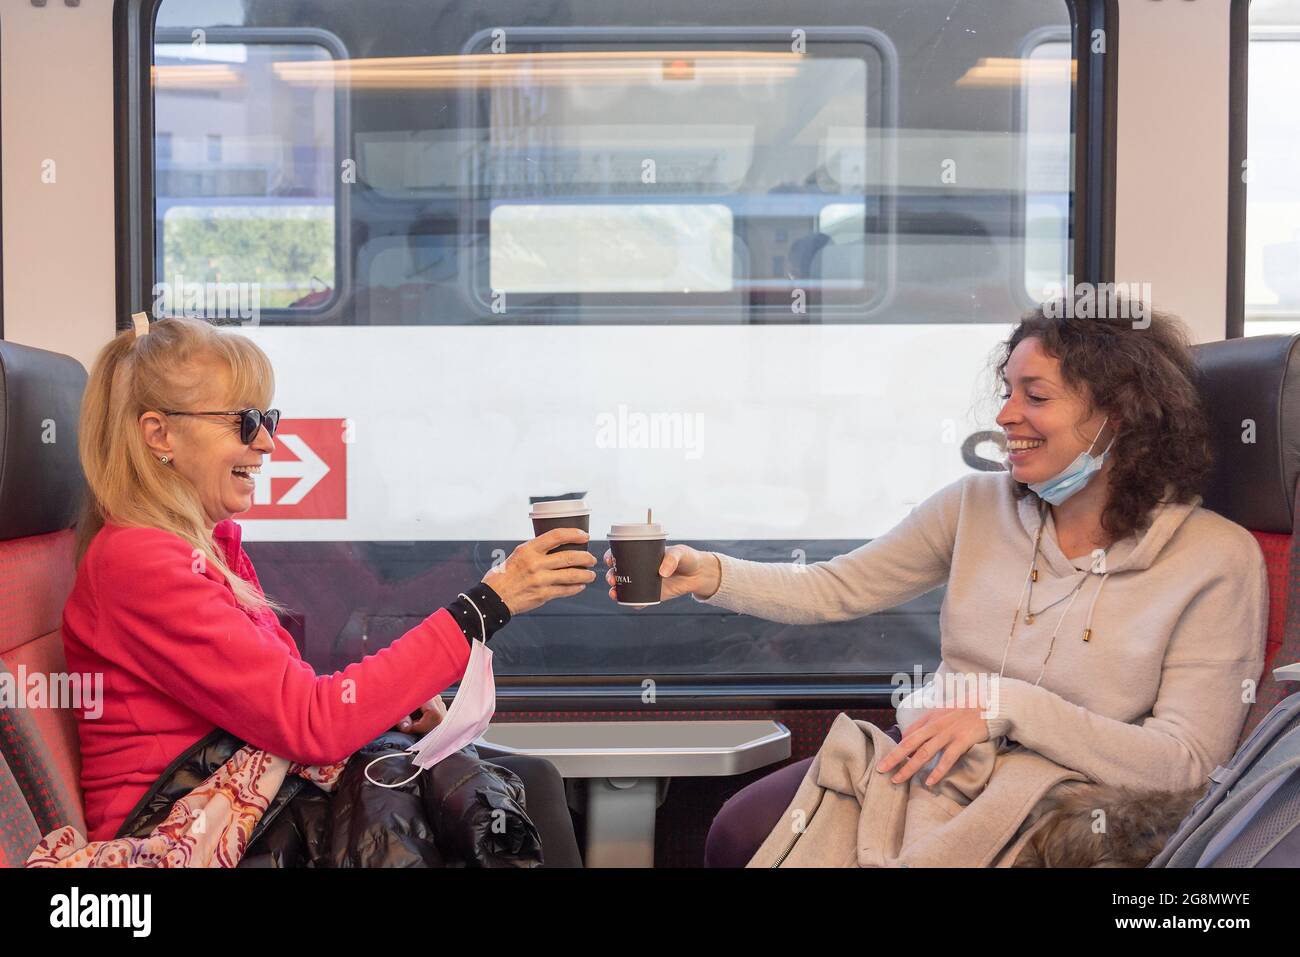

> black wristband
[447,581,512,645]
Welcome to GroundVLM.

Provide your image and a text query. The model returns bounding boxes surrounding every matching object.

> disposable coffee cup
[530,499,592,553]
[608,522,668,606]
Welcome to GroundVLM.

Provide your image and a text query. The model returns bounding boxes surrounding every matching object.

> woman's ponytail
[75,317,281,614]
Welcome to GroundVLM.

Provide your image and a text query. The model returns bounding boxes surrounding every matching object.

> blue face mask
[1027,416,1114,506]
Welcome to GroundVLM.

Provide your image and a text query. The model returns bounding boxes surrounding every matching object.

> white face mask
[364,594,497,789]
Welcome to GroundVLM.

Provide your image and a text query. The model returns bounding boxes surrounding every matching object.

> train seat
[0,340,87,866]
[1192,333,1300,746]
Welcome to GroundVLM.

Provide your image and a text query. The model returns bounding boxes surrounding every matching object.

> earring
[159,456,170,464]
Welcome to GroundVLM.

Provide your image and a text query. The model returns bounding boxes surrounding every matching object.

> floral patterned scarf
[25,744,347,868]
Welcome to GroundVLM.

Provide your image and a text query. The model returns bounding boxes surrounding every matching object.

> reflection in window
[1021,38,1073,302]
[153,40,337,316]
[466,49,876,310]
[490,204,734,293]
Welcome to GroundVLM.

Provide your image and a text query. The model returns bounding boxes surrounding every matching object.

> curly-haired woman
[606,303,1269,867]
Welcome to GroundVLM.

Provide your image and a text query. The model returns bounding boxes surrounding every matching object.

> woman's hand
[603,543,722,604]
[875,707,991,787]
[482,528,597,615]
[397,695,447,735]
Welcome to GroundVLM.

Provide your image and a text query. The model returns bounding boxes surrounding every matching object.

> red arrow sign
[243,418,348,519]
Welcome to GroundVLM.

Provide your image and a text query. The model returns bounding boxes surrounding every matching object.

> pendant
[1025,614,1035,625]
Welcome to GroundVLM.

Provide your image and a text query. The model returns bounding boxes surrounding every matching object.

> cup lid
[608,522,667,540]
[530,498,590,518]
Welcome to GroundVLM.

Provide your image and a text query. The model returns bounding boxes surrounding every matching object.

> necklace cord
[998,504,1109,688]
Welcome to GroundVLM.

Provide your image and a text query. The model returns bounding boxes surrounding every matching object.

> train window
[464,42,881,315]
[153,32,342,319]
[1244,0,1300,335]
[488,203,736,294]
[140,0,1082,684]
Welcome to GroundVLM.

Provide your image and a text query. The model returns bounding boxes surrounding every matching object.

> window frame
[1016,25,1074,313]
[118,2,1115,332]
[115,0,1118,708]
[1227,0,1250,338]
[1225,0,1300,338]
[456,24,898,324]
[127,19,354,326]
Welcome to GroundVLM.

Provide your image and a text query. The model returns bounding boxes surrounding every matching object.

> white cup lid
[608,522,666,540]
[530,498,590,518]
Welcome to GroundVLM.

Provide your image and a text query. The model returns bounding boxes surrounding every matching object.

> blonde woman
[63,316,592,865]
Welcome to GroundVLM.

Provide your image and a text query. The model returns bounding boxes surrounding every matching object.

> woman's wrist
[692,552,723,600]
[447,581,512,644]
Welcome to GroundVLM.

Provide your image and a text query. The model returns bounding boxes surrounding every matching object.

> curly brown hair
[995,302,1213,541]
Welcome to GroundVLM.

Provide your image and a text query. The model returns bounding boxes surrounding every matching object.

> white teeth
[1006,439,1045,451]
[232,466,261,476]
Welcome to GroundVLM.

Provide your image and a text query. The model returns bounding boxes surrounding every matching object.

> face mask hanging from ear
[1027,415,1115,506]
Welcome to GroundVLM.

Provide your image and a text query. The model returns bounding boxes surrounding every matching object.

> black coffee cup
[608,522,667,606]
[530,499,591,553]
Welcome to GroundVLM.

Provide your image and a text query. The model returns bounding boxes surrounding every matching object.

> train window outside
[153,36,341,319]
[465,43,880,315]
[146,0,1078,683]
[1244,0,1300,335]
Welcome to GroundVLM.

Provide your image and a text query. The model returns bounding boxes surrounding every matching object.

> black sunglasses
[161,408,281,445]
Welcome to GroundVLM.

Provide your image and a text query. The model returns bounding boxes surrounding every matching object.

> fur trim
[1013,782,1204,867]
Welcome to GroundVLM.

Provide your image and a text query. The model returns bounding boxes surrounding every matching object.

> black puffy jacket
[114,729,543,867]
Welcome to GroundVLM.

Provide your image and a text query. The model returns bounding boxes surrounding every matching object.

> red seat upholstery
[0,530,85,843]
[1243,528,1296,745]
[0,752,42,868]
[0,339,87,866]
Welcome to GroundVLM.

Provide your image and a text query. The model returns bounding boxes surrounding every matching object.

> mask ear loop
[364,593,488,789]
[1085,414,1110,456]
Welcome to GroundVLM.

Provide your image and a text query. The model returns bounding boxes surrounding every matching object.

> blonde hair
[76,316,280,613]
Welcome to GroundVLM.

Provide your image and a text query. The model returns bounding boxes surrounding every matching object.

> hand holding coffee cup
[483,527,597,615]
[608,520,665,607]
[530,499,592,553]
[604,543,722,605]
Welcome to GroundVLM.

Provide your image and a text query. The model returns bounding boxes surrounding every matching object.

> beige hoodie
[699,472,1269,798]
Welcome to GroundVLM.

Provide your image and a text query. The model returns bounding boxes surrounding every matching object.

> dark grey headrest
[0,340,87,541]
[1193,334,1300,534]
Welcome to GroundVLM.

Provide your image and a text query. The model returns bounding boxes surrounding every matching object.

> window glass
[153,37,338,317]
[151,0,1076,680]
[1022,36,1072,302]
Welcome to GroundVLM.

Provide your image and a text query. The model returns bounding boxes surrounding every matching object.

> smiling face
[995,336,1114,487]
[140,358,276,528]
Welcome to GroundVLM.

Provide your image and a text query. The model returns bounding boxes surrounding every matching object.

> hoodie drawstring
[1080,571,1110,643]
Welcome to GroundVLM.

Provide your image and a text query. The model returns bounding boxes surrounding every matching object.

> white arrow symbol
[252,434,330,506]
